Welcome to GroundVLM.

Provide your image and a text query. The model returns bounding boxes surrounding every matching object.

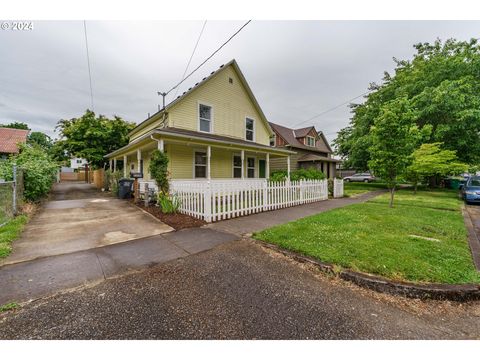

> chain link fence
[0,166,24,226]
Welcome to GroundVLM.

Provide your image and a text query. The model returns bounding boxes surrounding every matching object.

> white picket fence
[169,179,329,222]
[333,178,344,198]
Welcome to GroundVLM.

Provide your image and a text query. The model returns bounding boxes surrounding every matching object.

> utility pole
[157,92,167,110]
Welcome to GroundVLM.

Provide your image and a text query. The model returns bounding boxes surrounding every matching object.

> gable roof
[269,122,332,153]
[129,59,274,139]
[0,127,29,154]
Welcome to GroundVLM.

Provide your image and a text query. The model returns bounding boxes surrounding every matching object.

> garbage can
[118,178,134,199]
[449,178,461,190]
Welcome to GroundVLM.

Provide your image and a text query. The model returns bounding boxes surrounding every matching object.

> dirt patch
[135,202,206,230]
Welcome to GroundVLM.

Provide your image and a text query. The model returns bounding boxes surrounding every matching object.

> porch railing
[169,179,329,223]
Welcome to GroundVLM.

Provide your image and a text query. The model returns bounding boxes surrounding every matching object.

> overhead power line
[159,20,252,105]
[174,20,208,99]
[83,20,95,112]
[292,90,371,128]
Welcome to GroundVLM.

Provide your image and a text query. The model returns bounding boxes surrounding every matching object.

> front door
[259,159,266,178]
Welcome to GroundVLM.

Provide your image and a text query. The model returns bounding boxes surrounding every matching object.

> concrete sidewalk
[0,228,238,305]
[209,190,385,235]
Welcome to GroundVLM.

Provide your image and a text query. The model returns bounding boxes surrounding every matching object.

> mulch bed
[135,202,206,230]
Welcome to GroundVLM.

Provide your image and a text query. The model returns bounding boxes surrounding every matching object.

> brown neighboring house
[0,127,30,159]
[269,122,340,178]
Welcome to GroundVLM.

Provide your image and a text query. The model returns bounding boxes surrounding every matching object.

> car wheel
[364,179,369,183]
[345,179,350,182]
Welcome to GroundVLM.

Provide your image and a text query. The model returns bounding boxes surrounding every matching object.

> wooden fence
[169,179,331,222]
[333,178,344,198]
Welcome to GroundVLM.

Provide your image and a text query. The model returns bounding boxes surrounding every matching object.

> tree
[368,98,418,207]
[55,110,135,168]
[406,143,467,193]
[0,144,58,201]
[28,131,52,150]
[0,121,29,130]
[335,38,480,169]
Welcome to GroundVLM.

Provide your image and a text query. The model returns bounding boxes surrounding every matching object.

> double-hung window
[245,118,254,141]
[306,136,315,147]
[194,151,207,178]
[233,155,242,178]
[199,104,212,133]
[247,157,255,178]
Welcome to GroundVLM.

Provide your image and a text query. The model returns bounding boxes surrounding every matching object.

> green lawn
[0,215,28,258]
[254,189,480,284]
[343,182,388,197]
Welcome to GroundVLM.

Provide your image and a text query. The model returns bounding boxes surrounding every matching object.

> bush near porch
[270,168,326,182]
[254,188,480,284]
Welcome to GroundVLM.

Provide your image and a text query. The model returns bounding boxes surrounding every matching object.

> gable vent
[229,77,233,84]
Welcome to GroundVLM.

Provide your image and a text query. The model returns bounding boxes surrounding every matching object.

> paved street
[1,240,479,339]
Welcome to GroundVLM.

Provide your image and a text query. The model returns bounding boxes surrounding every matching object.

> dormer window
[245,118,255,141]
[199,103,212,133]
[306,136,316,147]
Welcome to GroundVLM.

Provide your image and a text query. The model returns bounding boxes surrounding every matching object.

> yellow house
[106,59,294,184]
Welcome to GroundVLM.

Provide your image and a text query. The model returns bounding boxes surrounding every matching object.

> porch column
[241,150,245,179]
[123,155,127,177]
[137,149,141,175]
[158,138,164,152]
[113,158,117,172]
[266,153,270,179]
[109,159,113,170]
[207,145,211,180]
[287,155,291,180]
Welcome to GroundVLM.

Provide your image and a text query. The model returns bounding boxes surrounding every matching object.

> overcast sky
[0,20,478,143]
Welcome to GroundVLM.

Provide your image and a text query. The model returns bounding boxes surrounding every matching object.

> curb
[463,207,480,271]
[255,240,480,302]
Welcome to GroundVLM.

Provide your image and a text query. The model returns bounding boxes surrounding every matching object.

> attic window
[229,77,233,84]
[306,136,316,147]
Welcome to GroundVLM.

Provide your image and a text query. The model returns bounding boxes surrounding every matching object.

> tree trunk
[414,182,417,195]
[389,187,395,208]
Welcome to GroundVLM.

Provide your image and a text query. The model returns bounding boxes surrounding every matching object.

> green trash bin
[449,178,460,190]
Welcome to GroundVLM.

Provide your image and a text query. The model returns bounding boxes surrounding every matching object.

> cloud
[0,20,478,143]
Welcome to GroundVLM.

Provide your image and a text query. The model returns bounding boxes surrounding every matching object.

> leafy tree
[335,38,480,169]
[0,122,29,130]
[149,150,170,194]
[28,131,52,150]
[406,143,467,193]
[0,144,58,201]
[55,110,135,168]
[368,98,418,207]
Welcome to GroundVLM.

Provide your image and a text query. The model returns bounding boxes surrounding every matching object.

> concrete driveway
[1,182,173,265]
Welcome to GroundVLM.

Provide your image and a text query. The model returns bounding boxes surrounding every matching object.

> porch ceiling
[106,128,295,159]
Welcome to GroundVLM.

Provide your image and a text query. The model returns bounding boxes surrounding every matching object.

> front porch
[106,129,295,182]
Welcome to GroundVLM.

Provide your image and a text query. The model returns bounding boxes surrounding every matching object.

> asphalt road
[1,240,479,340]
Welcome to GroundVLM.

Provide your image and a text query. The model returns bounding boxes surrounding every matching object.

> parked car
[461,176,480,204]
[343,173,376,183]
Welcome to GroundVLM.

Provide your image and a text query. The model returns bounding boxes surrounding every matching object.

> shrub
[0,144,58,201]
[270,168,326,182]
[157,193,180,214]
[150,150,169,194]
[104,169,122,195]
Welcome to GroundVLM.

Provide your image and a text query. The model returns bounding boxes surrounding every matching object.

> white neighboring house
[70,157,88,170]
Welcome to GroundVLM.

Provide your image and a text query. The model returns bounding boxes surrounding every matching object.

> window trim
[193,149,208,179]
[245,117,255,142]
[246,156,256,178]
[198,102,214,134]
[306,135,316,147]
[232,153,243,178]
